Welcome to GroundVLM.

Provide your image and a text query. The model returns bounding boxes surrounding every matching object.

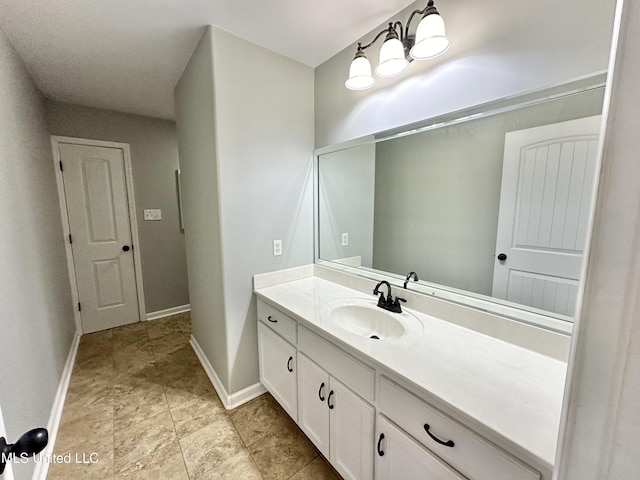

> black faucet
[373,280,406,313]
[404,271,419,289]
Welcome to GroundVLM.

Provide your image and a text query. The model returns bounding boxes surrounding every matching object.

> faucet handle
[394,296,406,305]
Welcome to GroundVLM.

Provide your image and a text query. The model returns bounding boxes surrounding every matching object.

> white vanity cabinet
[256,292,547,480]
[257,321,297,420]
[297,353,375,480]
[378,377,540,480]
[376,414,467,480]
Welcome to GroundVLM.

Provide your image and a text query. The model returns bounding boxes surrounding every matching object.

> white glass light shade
[410,13,450,60]
[345,54,375,90]
[375,37,409,77]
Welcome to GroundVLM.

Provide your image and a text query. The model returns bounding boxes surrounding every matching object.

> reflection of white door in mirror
[492,115,601,316]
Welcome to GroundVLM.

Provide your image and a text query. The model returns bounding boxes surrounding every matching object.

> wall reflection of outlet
[144,209,162,221]
[341,232,349,246]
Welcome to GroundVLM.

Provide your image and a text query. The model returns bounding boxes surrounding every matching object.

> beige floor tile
[179,415,245,479]
[170,391,226,438]
[146,316,190,340]
[47,453,114,480]
[163,369,219,411]
[113,381,168,422]
[114,407,178,473]
[114,441,188,480]
[198,449,263,480]
[229,394,294,447]
[248,420,318,480]
[54,414,113,466]
[289,456,340,480]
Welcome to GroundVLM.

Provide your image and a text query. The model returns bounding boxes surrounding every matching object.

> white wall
[0,28,76,479]
[315,0,616,148]
[174,28,230,389]
[212,27,314,394]
[556,1,640,477]
[175,26,314,396]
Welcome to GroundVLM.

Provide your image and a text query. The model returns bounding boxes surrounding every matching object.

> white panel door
[329,377,375,480]
[375,415,467,480]
[492,116,601,316]
[297,353,330,457]
[59,143,140,332]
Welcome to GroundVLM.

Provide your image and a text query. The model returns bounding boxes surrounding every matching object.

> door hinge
[78,302,81,312]
[59,161,63,172]
[68,234,73,244]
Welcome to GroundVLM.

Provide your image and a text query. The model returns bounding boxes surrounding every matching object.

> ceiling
[0,0,415,119]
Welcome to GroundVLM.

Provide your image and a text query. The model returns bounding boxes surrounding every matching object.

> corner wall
[0,29,76,480]
[44,101,189,314]
[174,28,230,390]
[174,26,314,397]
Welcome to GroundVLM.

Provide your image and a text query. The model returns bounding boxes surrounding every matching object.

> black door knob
[497,253,507,261]
[122,245,131,252]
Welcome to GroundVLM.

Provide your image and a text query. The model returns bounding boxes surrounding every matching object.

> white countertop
[255,276,567,473]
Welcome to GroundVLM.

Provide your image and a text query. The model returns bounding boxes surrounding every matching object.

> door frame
[51,136,146,334]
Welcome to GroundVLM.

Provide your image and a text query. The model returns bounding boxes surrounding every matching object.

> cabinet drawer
[299,326,374,401]
[257,300,297,344]
[378,378,539,480]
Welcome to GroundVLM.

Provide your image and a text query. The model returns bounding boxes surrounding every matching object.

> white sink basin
[322,298,423,340]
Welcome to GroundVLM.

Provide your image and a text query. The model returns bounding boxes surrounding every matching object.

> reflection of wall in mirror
[372,88,604,297]
[318,143,376,267]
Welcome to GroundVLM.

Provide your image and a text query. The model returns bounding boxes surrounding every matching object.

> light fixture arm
[358,23,398,52]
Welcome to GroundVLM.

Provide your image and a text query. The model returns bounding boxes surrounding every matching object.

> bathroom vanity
[254,266,567,480]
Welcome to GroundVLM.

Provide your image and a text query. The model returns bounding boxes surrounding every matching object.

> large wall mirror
[315,76,606,332]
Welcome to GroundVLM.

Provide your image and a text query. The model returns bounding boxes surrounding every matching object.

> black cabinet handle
[377,433,385,456]
[122,245,131,252]
[318,382,325,401]
[497,253,507,261]
[267,315,277,323]
[327,390,335,409]
[287,356,293,372]
[423,424,455,447]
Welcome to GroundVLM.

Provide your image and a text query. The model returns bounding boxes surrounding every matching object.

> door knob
[122,245,131,252]
[497,253,507,261]
[0,428,48,473]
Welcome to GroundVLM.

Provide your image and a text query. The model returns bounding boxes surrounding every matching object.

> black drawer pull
[327,390,335,409]
[267,315,277,323]
[287,356,293,372]
[377,433,385,456]
[424,424,455,447]
[318,382,325,401]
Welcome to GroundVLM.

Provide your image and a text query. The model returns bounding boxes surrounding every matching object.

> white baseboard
[32,332,81,480]
[145,304,190,321]
[189,335,266,410]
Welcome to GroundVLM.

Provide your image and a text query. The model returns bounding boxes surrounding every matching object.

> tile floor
[47,313,340,479]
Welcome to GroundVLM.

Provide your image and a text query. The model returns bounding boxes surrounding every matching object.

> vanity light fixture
[345,0,450,90]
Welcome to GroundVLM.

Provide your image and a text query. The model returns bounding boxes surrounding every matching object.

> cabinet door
[297,353,330,457]
[258,322,297,420]
[329,377,375,480]
[375,416,467,480]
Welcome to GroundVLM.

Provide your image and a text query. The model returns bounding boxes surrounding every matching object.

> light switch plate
[143,209,162,221]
